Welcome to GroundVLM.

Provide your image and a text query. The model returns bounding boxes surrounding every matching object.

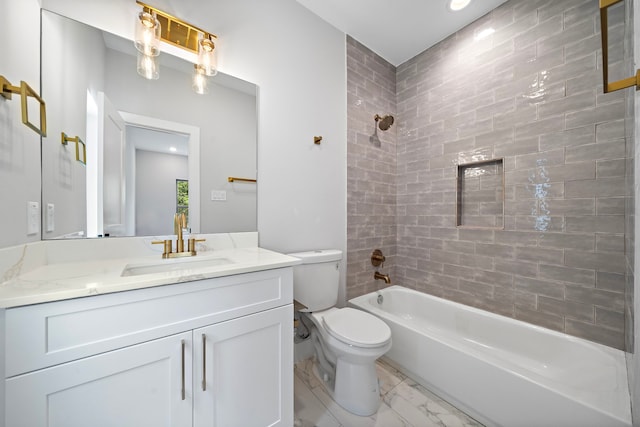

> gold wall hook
[61,132,87,165]
[0,75,47,136]
[314,136,323,144]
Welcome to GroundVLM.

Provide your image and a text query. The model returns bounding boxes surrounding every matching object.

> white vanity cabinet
[1,267,293,427]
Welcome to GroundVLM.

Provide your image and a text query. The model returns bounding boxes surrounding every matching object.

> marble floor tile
[294,357,484,427]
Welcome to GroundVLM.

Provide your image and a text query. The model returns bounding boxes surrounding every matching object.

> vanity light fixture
[448,0,471,11]
[135,1,218,90]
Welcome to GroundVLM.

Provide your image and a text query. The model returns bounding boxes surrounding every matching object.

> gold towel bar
[61,132,86,165]
[228,177,257,183]
[0,75,47,136]
[599,0,639,92]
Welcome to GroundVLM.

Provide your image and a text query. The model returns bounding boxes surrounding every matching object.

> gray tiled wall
[347,0,633,350]
[346,36,397,300]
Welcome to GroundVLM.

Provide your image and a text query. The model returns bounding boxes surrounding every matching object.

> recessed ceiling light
[169,146,177,152]
[449,0,471,11]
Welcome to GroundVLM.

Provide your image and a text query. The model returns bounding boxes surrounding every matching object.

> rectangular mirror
[41,9,257,239]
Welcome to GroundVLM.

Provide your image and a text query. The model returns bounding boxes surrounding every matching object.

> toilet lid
[322,308,391,348]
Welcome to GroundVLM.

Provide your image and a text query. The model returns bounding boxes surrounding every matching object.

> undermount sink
[121,256,234,277]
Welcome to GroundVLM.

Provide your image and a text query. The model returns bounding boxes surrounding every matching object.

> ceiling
[296,0,510,66]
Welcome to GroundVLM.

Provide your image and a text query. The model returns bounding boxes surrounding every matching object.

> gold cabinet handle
[181,339,186,401]
[202,334,207,391]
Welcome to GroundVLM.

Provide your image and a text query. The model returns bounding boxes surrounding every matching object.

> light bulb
[198,37,217,76]
[448,0,471,11]
[137,51,159,80]
[192,65,209,94]
[134,11,161,56]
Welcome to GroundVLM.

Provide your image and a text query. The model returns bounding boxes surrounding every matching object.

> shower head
[374,114,394,131]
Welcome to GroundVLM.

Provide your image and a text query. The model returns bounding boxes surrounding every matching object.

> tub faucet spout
[374,271,391,284]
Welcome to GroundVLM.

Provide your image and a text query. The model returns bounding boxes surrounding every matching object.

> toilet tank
[288,249,342,312]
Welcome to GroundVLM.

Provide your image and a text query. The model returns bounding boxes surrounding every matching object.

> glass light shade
[198,38,217,76]
[134,11,161,56]
[137,51,159,80]
[192,65,209,94]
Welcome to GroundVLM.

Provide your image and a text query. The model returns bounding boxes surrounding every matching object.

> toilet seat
[322,308,391,348]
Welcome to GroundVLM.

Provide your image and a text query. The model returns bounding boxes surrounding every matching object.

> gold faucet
[152,213,205,258]
[374,271,391,284]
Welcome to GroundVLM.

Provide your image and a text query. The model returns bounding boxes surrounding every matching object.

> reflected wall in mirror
[41,10,257,239]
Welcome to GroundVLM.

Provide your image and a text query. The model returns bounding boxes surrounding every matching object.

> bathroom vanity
[0,233,298,427]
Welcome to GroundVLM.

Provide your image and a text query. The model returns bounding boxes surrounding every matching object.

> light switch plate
[46,203,55,232]
[211,190,227,201]
[27,201,39,235]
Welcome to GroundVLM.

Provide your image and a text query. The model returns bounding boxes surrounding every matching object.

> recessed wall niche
[456,158,504,229]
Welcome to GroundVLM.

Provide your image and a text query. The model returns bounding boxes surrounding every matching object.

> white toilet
[289,249,392,416]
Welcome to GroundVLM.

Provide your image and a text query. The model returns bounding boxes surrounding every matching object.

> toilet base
[333,359,381,416]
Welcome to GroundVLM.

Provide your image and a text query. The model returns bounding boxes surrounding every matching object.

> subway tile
[565,177,626,198]
[457,279,494,298]
[494,259,538,278]
[544,198,595,216]
[537,90,595,119]
[493,230,538,246]
[565,215,624,234]
[457,228,495,242]
[494,136,539,157]
[459,253,495,270]
[474,269,514,287]
[538,264,595,285]
[565,318,624,349]
[565,284,625,311]
[514,14,563,50]
[595,306,624,330]
[476,243,516,258]
[596,120,625,142]
[538,232,594,250]
[514,276,564,299]
[443,240,476,254]
[565,139,626,163]
[565,101,625,129]
[597,271,626,292]
[515,116,565,139]
[596,159,626,178]
[515,215,565,232]
[538,296,594,322]
[595,234,625,253]
[515,246,564,266]
[564,250,626,273]
[515,306,565,332]
[596,198,626,215]
[515,182,565,199]
[538,125,595,151]
[515,148,565,170]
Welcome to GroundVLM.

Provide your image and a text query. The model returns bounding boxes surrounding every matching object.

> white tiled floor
[294,358,484,427]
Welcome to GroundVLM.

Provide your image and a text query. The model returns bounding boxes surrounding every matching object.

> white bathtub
[349,285,631,427]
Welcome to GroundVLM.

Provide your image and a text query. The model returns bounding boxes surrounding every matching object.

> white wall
[41,10,106,238]
[41,0,348,302]
[0,0,42,247]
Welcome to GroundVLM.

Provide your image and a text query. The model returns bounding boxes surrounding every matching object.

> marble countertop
[0,245,301,308]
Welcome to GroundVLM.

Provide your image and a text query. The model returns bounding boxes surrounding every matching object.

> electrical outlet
[211,190,227,201]
[46,203,55,232]
[27,201,39,235]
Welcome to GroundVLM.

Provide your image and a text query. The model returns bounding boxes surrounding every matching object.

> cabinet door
[6,332,193,427]
[194,305,293,427]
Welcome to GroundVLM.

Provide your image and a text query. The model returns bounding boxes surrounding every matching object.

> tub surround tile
[347,0,632,349]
